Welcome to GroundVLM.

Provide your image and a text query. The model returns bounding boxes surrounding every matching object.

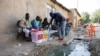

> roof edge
[71,8,81,17]
[75,9,81,17]
[51,0,71,12]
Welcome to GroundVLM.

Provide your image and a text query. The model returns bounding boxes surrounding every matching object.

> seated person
[19,13,32,41]
[31,16,42,30]
[42,17,49,29]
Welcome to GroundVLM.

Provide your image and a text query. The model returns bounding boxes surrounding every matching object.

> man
[19,13,31,40]
[66,18,72,37]
[49,12,66,41]
[31,16,42,30]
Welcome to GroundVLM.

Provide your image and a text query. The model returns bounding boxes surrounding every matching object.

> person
[66,19,72,37]
[31,16,42,30]
[49,12,66,41]
[83,25,89,37]
[42,17,49,29]
[65,18,70,36]
[89,24,95,39]
[19,13,32,41]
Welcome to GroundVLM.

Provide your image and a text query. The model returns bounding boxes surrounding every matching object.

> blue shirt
[31,19,41,29]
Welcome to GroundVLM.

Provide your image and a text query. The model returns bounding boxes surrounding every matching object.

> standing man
[49,12,66,41]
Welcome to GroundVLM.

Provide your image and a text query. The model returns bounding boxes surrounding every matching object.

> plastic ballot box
[31,29,43,43]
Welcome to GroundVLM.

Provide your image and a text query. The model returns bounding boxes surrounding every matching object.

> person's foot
[57,38,61,40]
[57,38,64,42]
[25,37,31,42]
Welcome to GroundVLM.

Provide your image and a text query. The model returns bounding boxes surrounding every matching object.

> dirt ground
[0,39,60,56]
[0,33,61,56]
